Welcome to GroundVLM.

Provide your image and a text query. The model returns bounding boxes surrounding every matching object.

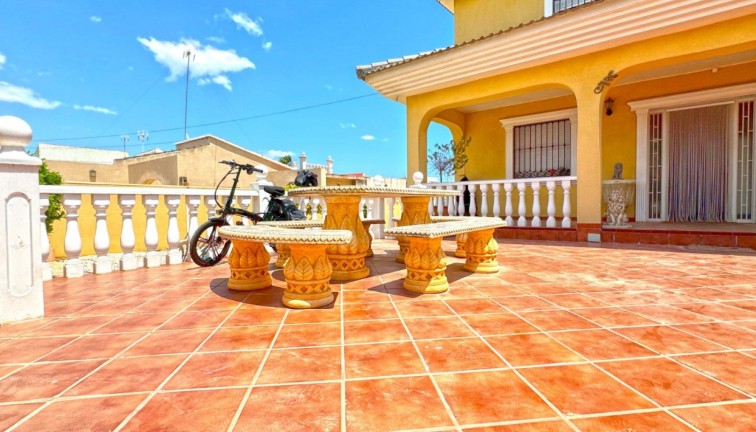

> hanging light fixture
[604,97,615,116]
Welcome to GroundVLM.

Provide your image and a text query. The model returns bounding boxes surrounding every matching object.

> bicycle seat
[264,185,286,197]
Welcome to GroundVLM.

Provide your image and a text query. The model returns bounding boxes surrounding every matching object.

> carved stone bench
[361,218,385,257]
[431,216,469,258]
[384,217,506,294]
[218,225,351,309]
[256,220,324,268]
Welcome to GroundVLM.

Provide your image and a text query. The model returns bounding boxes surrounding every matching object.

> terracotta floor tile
[623,305,714,325]
[237,383,341,431]
[66,354,185,396]
[461,312,539,336]
[601,357,747,406]
[343,302,399,321]
[512,283,572,295]
[200,325,277,352]
[445,298,505,315]
[24,316,115,337]
[493,295,559,312]
[0,360,104,402]
[124,328,212,356]
[128,296,197,314]
[673,323,756,349]
[672,402,756,432]
[41,333,144,361]
[13,394,146,432]
[486,333,584,366]
[571,307,657,327]
[0,319,50,338]
[0,403,41,431]
[341,289,391,303]
[160,310,231,330]
[257,347,341,384]
[673,352,756,395]
[344,319,409,344]
[519,310,599,331]
[550,329,657,360]
[284,307,341,324]
[404,315,477,340]
[165,350,265,389]
[417,337,505,372]
[122,388,246,432]
[615,325,726,354]
[570,411,695,431]
[435,370,556,425]
[519,364,655,415]
[273,322,341,348]
[474,284,528,297]
[0,336,75,364]
[222,307,287,327]
[345,376,453,431]
[344,342,425,378]
[92,312,175,334]
[394,300,456,318]
[463,421,574,431]
[677,302,756,321]
[542,294,609,309]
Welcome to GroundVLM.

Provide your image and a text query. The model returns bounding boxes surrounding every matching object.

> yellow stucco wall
[454,0,544,44]
[44,160,128,184]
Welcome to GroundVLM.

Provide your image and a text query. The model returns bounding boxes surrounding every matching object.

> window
[513,119,571,178]
[552,0,597,14]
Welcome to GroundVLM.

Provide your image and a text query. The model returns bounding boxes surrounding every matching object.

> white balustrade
[39,185,260,278]
[424,176,577,229]
[239,195,252,226]
[40,194,52,281]
[92,194,112,274]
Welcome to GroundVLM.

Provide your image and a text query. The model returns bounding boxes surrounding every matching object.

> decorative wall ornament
[594,70,618,94]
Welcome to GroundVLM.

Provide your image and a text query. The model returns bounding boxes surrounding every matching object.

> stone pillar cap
[0,116,40,166]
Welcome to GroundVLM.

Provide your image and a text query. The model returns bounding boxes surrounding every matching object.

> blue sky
[0,0,454,178]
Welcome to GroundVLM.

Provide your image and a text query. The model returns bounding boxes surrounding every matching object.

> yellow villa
[357,0,756,247]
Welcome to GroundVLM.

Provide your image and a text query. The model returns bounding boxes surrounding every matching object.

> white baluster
[186,195,200,238]
[375,197,385,239]
[447,185,456,216]
[321,199,328,219]
[119,194,138,271]
[428,195,434,215]
[517,183,527,227]
[562,180,572,228]
[479,184,488,217]
[239,195,252,225]
[531,181,542,227]
[92,194,112,274]
[62,194,84,278]
[312,197,321,220]
[436,190,444,216]
[166,195,182,265]
[469,184,478,216]
[546,181,557,228]
[142,194,161,268]
[492,183,501,218]
[368,198,375,219]
[204,195,216,220]
[387,197,396,231]
[39,194,52,281]
[504,183,514,226]
[457,184,465,216]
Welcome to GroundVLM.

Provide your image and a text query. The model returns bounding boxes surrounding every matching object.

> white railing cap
[425,176,577,187]
[40,184,260,196]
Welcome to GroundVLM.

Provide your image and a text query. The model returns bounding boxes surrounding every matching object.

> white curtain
[668,105,729,222]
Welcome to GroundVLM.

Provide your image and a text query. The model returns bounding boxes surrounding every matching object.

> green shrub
[39,162,64,233]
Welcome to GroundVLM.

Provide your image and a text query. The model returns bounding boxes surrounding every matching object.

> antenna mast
[137,130,149,153]
[120,134,129,155]
[183,49,194,140]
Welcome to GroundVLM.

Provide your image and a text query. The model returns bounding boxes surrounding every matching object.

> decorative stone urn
[602,179,636,228]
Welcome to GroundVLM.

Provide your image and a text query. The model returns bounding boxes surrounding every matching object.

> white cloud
[90,16,101,23]
[73,104,117,115]
[262,41,272,51]
[0,81,62,109]
[0,53,5,69]
[265,150,295,159]
[361,135,375,141]
[339,122,356,129]
[324,84,333,91]
[225,9,263,36]
[137,37,254,91]
[207,36,226,44]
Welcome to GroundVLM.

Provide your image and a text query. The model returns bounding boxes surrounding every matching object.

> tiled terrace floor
[1,239,755,431]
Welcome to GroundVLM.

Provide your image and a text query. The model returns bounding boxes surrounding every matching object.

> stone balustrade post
[492,183,501,218]
[531,181,542,227]
[142,194,161,267]
[504,183,514,226]
[546,181,557,228]
[166,195,182,265]
[186,195,201,239]
[0,116,45,323]
[62,194,84,278]
[479,184,488,217]
[119,194,138,270]
[447,185,457,216]
[562,180,573,228]
[39,194,52,281]
[92,194,112,274]
[203,195,216,220]
[410,171,425,188]
[517,183,527,227]
[457,184,465,216]
[239,195,252,225]
[469,184,478,216]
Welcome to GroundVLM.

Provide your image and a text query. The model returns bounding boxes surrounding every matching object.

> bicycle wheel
[189,219,231,267]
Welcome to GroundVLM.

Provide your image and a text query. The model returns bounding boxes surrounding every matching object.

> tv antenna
[183,49,195,141]
[120,134,129,155]
[137,130,149,153]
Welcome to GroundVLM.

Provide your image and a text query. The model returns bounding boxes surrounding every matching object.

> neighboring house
[37,135,295,187]
[357,0,756,240]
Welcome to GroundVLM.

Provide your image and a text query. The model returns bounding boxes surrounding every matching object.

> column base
[464,229,499,274]
[284,245,336,308]
[166,250,183,265]
[93,258,112,274]
[455,233,468,258]
[228,268,272,291]
[329,253,369,281]
[275,243,291,268]
[64,260,84,278]
[120,254,138,271]
[403,237,448,294]
[143,252,161,268]
[396,237,409,263]
[227,240,272,291]
[283,290,335,309]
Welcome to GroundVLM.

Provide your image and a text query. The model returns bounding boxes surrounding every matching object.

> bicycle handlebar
[220,160,264,174]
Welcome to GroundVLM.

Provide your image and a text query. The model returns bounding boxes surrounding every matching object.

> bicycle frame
[215,165,259,221]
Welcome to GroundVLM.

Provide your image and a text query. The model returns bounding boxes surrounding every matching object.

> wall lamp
[604,97,615,116]
[89,169,97,182]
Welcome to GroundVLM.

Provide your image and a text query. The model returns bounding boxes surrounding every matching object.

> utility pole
[183,49,194,141]
[120,134,129,155]
[137,130,149,153]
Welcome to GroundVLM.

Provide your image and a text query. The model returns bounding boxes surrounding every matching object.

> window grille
[513,119,571,179]
[553,0,597,13]
[736,101,754,221]
[648,113,663,220]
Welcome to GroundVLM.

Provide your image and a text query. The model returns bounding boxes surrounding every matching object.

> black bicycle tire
[189,219,231,267]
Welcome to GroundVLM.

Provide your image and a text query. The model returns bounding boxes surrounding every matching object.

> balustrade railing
[40,184,264,279]
[425,176,577,228]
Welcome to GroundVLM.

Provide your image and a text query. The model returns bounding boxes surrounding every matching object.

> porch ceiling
[358,0,756,102]
[455,88,573,114]
[614,50,756,87]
